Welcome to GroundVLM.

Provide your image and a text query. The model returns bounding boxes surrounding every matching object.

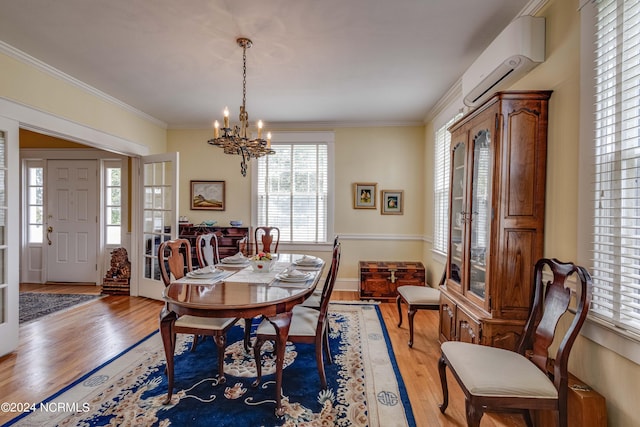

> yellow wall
[168,125,426,281]
[0,51,166,153]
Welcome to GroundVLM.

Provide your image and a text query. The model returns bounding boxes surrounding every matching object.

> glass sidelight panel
[468,130,491,299]
[449,141,466,285]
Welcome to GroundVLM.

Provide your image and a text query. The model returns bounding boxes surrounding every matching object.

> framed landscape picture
[381,190,403,215]
[353,183,377,209]
[191,180,225,210]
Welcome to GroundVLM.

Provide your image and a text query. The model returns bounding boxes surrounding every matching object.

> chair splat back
[158,238,193,286]
[254,226,280,254]
[518,258,593,381]
[195,232,220,267]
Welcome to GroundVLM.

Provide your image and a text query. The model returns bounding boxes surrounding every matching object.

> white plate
[221,257,248,264]
[293,259,322,266]
[187,271,221,279]
[275,272,312,282]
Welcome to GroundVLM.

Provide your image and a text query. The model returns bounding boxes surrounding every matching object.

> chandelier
[207,37,274,176]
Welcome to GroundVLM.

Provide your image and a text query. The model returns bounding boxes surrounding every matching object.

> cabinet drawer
[456,308,481,344]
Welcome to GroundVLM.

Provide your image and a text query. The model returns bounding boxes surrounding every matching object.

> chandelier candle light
[208,38,274,176]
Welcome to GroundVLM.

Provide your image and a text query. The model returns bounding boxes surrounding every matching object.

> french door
[136,153,178,300]
[0,116,19,356]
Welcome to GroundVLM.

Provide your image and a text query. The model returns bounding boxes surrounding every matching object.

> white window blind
[256,142,328,243]
[433,114,462,254]
[591,0,640,336]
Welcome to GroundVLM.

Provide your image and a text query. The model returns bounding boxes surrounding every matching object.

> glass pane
[0,170,5,206]
[0,287,5,323]
[0,248,5,283]
[29,225,43,243]
[30,167,43,185]
[29,206,43,225]
[144,163,153,185]
[449,142,465,285]
[107,207,121,226]
[163,187,172,210]
[29,186,43,205]
[107,168,121,186]
[0,134,5,169]
[469,130,491,299]
[143,210,155,232]
[108,188,121,206]
[153,187,164,209]
[144,187,154,209]
[106,226,121,245]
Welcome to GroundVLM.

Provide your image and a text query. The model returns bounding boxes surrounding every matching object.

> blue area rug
[3,303,415,427]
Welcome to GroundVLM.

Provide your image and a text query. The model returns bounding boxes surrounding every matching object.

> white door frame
[0,115,20,356]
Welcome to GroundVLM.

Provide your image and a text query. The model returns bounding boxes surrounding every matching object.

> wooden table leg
[159,307,177,405]
[266,311,293,417]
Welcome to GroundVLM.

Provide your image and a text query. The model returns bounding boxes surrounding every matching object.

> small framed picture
[381,190,404,215]
[190,180,225,210]
[353,183,377,209]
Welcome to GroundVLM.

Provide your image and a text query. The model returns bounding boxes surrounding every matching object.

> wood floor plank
[0,287,524,426]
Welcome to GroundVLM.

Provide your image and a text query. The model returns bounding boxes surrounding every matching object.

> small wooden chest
[359,261,426,301]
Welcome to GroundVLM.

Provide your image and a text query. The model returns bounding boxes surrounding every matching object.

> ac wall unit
[462,15,545,108]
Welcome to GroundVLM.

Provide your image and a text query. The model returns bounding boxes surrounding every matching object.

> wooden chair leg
[396,295,404,327]
[213,334,227,384]
[407,306,416,348]
[323,323,332,365]
[251,337,266,387]
[243,318,253,352]
[438,354,449,414]
[315,337,327,389]
[465,398,484,427]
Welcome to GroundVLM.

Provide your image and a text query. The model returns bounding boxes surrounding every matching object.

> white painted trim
[519,0,550,16]
[0,41,166,129]
[338,233,424,241]
[0,97,149,156]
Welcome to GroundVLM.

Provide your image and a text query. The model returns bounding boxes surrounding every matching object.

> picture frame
[381,190,404,215]
[190,180,225,211]
[353,183,377,209]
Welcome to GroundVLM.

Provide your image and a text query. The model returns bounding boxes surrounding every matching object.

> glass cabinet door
[448,141,466,286]
[467,130,491,299]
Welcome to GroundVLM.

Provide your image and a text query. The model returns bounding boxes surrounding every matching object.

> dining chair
[396,269,444,347]
[195,232,220,268]
[437,258,593,427]
[158,238,238,384]
[252,242,341,389]
[300,235,340,310]
[254,226,280,254]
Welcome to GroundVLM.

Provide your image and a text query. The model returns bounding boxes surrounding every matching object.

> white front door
[0,116,19,356]
[46,159,98,282]
[137,153,178,300]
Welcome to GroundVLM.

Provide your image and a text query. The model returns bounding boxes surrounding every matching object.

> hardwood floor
[0,286,524,426]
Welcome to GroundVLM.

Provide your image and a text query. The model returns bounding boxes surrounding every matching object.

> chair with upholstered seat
[195,232,220,267]
[158,238,238,383]
[300,235,340,310]
[252,242,341,389]
[396,270,444,347]
[254,226,280,254]
[437,258,592,427]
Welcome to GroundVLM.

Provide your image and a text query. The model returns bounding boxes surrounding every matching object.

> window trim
[578,0,640,364]
[251,131,335,248]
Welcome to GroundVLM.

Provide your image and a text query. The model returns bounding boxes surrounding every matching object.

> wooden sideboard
[178,224,250,267]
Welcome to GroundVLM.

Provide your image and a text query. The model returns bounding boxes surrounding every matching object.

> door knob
[47,226,53,245]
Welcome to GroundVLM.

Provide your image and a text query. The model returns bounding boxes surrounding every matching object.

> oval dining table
[160,253,325,416]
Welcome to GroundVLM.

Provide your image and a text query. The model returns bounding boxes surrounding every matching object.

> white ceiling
[0,0,534,128]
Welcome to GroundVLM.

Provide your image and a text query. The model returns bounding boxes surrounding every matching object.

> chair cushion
[441,341,557,399]
[175,315,236,330]
[397,285,440,304]
[300,291,321,309]
[256,306,320,337]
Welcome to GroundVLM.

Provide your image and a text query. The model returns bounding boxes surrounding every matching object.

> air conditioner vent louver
[462,16,545,108]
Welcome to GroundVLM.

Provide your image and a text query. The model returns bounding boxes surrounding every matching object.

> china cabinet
[439,91,551,350]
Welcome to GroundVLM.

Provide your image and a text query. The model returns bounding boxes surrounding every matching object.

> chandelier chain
[242,44,247,112]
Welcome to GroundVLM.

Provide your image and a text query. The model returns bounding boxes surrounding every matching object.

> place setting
[273,267,314,287]
[177,265,231,283]
[218,252,250,268]
[291,254,323,270]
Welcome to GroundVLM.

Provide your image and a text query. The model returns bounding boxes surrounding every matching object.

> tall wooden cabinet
[439,91,551,350]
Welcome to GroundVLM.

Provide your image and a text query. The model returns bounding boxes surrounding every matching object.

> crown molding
[519,0,550,16]
[0,41,167,129]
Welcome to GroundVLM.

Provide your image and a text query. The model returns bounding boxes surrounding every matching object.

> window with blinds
[591,0,640,336]
[256,142,329,243]
[433,114,462,254]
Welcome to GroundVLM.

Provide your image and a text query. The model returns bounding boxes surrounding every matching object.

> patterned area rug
[4,303,415,427]
[19,292,102,324]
